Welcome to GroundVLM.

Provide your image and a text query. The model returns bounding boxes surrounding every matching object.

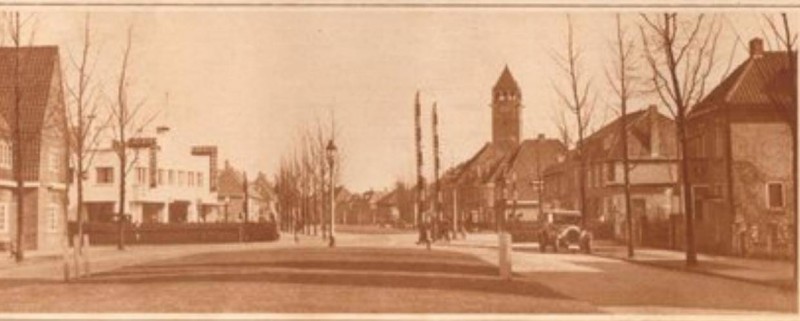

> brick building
[442,67,565,231]
[686,38,796,258]
[217,161,273,223]
[0,46,69,252]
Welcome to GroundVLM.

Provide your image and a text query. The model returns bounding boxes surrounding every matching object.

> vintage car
[537,209,592,253]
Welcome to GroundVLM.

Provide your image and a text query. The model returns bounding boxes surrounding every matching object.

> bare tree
[763,12,797,284]
[107,25,156,250]
[64,13,108,274]
[273,113,341,243]
[550,108,573,149]
[606,14,638,258]
[552,14,595,227]
[640,13,722,266]
[1,12,38,263]
[414,91,427,243]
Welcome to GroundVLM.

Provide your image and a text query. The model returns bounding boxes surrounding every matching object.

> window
[96,167,114,184]
[158,169,165,185]
[598,165,604,186]
[0,203,7,232]
[198,172,204,187]
[0,140,11,169]
[168,170,175,185]
[767,183,785,209]
[178,171,185,186]
[607,162,616,182]
[705,130,716,159]
[188,172,195,187]
[47,204,58,232]
[136,167,148,184]
[49,148,60,173]
[716,125,726,158]
[696,134,707,159]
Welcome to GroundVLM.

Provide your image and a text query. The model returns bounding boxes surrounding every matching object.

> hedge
[68,222,280,245]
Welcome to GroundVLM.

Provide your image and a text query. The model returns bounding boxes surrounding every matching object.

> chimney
[156,126,170,134]
[749,38,764,58]
[537,133,545,141]
[649,104,661,158]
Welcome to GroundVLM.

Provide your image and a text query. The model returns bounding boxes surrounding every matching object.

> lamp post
[326,139,337,248]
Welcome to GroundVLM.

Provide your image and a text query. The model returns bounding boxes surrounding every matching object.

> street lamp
[326,139,337,248]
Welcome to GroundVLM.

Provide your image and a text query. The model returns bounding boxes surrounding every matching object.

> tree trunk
[117,147,126,251]
[13,33,25,263]
[623,112,634,258]
[677,120,697,265]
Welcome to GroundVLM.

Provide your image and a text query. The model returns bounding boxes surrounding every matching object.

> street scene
[0,5,798,317]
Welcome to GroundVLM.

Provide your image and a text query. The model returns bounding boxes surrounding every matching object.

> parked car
[537,209,592,253]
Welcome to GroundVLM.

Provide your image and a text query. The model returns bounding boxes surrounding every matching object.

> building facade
[544,105,680,244]
[81,128,220,224]
[217,162,274,223]
[0,46,69,252]
[686,38,796,259]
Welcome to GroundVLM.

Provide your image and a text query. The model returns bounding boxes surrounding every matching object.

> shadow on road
[79,247,574,301]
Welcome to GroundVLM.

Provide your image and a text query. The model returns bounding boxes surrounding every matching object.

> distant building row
[377,38,795,259]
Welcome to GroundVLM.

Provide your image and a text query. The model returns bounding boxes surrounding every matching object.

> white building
[80,127,220,224]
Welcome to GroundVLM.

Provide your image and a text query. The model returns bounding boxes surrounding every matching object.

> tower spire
[491,66,522,149]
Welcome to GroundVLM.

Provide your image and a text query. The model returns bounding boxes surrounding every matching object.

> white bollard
[498,232,512,280]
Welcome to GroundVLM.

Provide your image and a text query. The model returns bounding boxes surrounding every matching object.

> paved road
[0,231,796,314]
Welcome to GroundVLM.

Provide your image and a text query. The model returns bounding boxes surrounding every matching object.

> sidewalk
[0,234,306,281]
[592,240,796,290]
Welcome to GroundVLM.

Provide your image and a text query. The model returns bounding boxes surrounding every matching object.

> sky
[21,8,792,192]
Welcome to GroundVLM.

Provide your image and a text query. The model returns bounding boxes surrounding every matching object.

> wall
[730,122,794,259]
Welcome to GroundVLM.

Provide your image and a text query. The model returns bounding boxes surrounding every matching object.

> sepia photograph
[0,1,797,318]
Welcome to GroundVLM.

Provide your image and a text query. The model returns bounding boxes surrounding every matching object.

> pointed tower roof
[493,65,519,90]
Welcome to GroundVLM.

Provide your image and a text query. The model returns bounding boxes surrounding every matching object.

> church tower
[492,66,522,149]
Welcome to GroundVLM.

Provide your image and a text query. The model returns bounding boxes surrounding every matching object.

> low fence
[68,222,280,246]
[506,222,541,243]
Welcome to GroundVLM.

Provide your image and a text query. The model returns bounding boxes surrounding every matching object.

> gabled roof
[493,65,519,91]
[218,163,245,198]
[454,142,512,185]
[580,106,676,161]
[690,50,796,116]
[377,188,398,206]
[506,138,566,175]
[0,46,63,181]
